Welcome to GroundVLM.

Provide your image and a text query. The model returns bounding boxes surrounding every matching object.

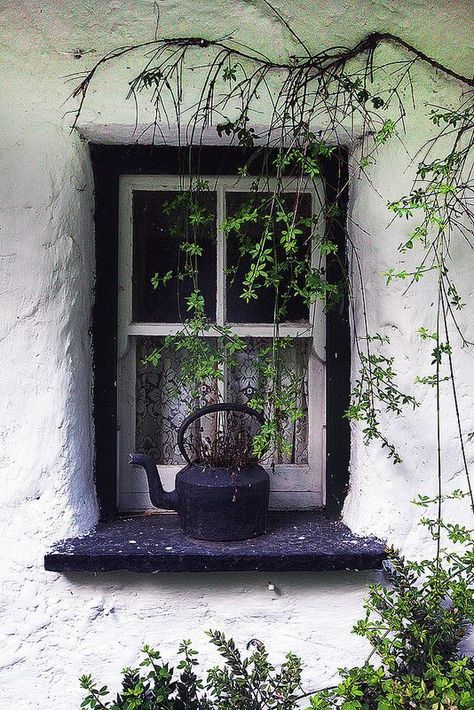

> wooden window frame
[117,174,325,511]
[90,144,350,520]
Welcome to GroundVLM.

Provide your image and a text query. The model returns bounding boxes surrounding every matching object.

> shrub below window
[80,631,303,709]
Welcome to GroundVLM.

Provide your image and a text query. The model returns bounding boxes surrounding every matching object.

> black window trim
[90,144,350,521]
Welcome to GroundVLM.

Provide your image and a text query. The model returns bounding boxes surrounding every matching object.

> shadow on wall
[58,569,380,654]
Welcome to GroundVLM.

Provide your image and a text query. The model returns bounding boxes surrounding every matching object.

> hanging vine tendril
[68,19,473,511]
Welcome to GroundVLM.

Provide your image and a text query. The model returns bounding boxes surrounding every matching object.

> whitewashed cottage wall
[1,2,473,708]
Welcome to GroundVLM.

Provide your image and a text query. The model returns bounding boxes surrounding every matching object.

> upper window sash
[118,174,326,361]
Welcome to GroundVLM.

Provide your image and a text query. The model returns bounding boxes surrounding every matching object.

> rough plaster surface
[1,1,473,708]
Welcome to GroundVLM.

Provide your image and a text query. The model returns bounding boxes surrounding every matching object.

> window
[89,145,350,522]
[44,145,363,573]
[116,174,327,512]
[44,146,370,573]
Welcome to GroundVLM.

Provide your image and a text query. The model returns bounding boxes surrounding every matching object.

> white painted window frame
[117,174,326,512]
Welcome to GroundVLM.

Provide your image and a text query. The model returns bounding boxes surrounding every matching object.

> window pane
[135,337,219,464]
[132,190,217,322]
[135,336,309,466]
[225,192,312,323]
[226,337,310,464]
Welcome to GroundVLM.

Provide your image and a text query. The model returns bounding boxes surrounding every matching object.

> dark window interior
[225,192,311,324]
[132,190,217,322]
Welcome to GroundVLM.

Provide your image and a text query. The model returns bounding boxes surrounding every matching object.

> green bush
[309,537,474,710]
[309,659,474,709]
[80,631,303,709]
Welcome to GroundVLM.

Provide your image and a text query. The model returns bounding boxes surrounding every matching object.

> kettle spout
[129,453,178,511]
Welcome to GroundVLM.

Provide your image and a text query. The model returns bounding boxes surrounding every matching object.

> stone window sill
[44,511,386,573]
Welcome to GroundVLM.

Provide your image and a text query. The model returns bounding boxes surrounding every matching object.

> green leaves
[447,283,466,310]
[430,341,452,365]
[206,630,303,709]
[309,659,474,710]
[375,119,396,145]
[223,192,338,321]
[78,513,474,710]
[216,114,258,147]
[293,266,341,308]
[274,210,304,255]
[398,225,428,253]
[221,204,260,235]
[307,527,474,708]
[151,270,173,290]
[222,64,237,82]
[80,635,303,710]
[143,310,247,401]
[417,327,437,341]
[241,339,307,462]
[180,241,204,256]
[79,675,110,709]
[383,265,434,285]
[272,140,335,176]
[345,334,418,464]
[144,163,343,458]
[185,289,205,313]
[429,106,473,127]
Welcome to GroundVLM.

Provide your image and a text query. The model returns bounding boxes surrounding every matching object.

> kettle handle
[177,403,265,464]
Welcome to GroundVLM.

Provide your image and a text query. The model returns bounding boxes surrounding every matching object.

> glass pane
[135,337,219,464]
[132,190,217,322]
[225,192,312,323]
[227,337,310,464]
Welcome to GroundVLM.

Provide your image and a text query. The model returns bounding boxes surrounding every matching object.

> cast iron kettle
[130,403,270,541]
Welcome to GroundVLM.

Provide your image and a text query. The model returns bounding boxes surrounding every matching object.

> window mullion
[216,184,225,327]
[216,184,227,401]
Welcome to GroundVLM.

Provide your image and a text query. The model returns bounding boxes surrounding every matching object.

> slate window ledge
[44,512,386,573]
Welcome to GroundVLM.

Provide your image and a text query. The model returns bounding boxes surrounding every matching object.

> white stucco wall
[1,2,473,708]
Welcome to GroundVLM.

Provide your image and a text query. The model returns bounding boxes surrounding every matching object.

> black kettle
[130,403,270,541]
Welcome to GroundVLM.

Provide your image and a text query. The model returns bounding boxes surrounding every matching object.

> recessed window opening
[117,174,326,513]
